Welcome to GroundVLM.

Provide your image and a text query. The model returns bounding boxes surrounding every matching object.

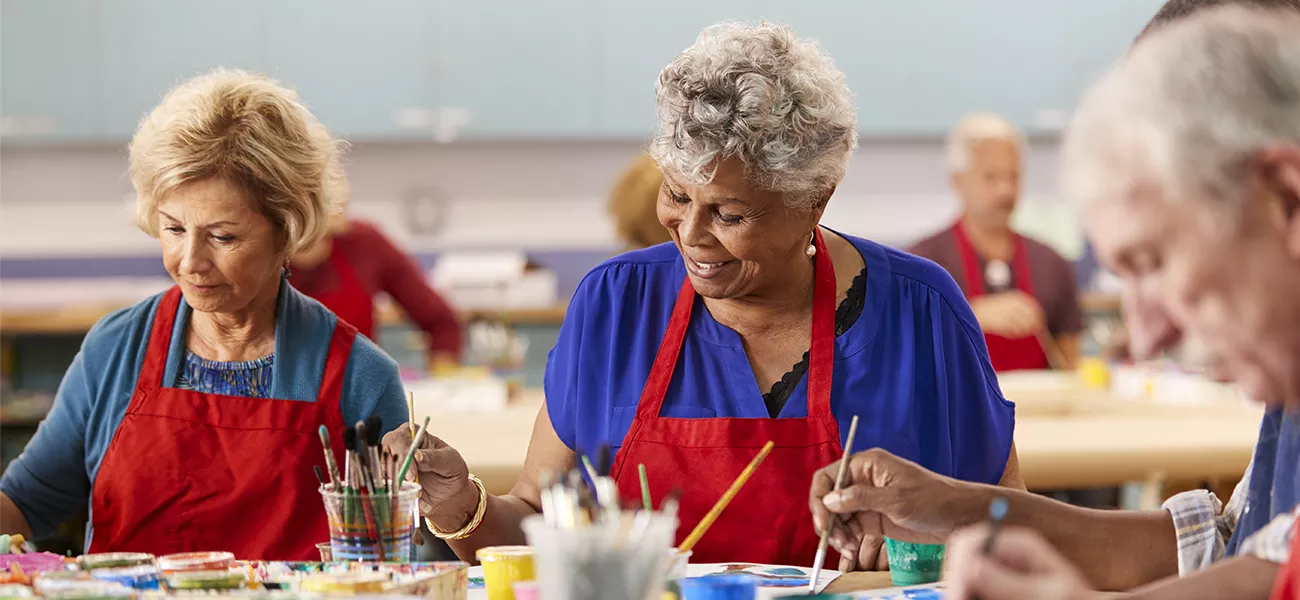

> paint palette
[240,561,468,599]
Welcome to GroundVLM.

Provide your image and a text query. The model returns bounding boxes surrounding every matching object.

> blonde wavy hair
[129,68,348,254]
[608,153,673,249]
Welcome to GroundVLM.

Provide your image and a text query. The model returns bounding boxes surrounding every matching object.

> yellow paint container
[476,546,535,600]
[1078,357,1110,389]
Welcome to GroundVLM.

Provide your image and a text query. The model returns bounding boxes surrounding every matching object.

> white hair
[946,113,1025,172]
[1062,6,1300,219]
[649,21,859,212]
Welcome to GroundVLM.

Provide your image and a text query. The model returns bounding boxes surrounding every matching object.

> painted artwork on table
[854,584,945,599]
[684,563,842,593]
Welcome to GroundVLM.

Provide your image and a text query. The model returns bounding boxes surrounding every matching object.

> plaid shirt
[1162,460,1298,574]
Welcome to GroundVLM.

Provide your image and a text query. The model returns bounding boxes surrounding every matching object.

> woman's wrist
[427,475,486,536]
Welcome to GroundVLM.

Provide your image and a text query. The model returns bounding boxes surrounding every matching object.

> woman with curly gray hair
[388,22,1019,568]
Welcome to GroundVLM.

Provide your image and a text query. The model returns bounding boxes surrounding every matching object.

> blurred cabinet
[0,0,100,142]
[1,0,1167,143]
[433,0,600,138]
[265,0,439,141]
[98,0,266,139]
[595,0,774,137]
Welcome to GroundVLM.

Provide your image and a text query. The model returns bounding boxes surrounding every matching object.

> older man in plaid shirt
[808,0,1300,599]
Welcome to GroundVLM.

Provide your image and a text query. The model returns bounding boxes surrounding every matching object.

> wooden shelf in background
[1,291,1115,337]
[1,301,570,336]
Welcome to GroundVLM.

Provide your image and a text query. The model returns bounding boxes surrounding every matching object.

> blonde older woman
[385,22,1020,568]
[0,69,407,560]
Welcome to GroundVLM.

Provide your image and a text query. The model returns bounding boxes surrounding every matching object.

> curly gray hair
[649,21,858,211]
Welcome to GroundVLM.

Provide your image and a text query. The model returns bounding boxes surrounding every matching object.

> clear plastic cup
[522,513,677,600]
[320,481,420,562]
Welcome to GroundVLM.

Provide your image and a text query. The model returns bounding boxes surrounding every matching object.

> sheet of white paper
[465,562,845,596]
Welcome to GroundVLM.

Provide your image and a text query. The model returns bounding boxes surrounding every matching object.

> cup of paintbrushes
[522,512,677,600]
[320,481,420,562]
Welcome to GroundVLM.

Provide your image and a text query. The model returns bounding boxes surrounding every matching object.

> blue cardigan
[0,279,409,545]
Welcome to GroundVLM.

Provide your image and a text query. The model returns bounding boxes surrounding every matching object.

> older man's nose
[1122,292,1182,359]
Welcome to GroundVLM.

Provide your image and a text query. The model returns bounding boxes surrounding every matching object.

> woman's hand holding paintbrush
[810,448,984,571]
[381,425,478,533]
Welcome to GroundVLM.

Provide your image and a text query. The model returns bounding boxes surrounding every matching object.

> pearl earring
[805,232,817,257]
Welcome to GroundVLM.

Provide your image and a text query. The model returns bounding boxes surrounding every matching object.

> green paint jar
[884,538,945,586]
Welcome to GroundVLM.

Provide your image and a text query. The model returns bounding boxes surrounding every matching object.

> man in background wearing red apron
[909,113,1084,371]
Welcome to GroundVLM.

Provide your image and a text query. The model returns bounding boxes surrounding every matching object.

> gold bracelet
[428,474,487,541]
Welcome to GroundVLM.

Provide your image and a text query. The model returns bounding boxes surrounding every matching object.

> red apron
[952,221,1049,372]
[89,286,351,560]
[1269,519,1300,600]
[305,247,376,339]
[611,229,843,566]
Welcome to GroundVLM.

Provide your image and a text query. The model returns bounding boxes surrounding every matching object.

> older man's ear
[1259,144,1300,258]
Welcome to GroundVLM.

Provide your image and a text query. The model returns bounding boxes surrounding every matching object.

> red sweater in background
[291,220,463,359]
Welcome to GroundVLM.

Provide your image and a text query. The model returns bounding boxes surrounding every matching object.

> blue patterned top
[177,351,275,398]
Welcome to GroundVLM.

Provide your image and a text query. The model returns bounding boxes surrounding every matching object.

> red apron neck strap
[136,287,184,394]
[318,320,357,426]
[635,280,697,419]
[1009,234,1037,297]
[805,228,836,418]
[952,220,986,297]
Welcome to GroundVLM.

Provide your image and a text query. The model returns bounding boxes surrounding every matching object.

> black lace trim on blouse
[760,265,869,417]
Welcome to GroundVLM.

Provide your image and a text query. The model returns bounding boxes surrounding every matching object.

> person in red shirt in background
[909,113,1083,371]
[291,214,463,365]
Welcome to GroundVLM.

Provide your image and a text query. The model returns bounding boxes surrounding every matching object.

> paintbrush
[982,497,1009,554]
[365,416,383,489]
[1035,329,1067,370]
[638,464,652,511]
[353,460,386,562]
[317,426,343,489]
[313,465,326,488]
[406,393,424,546]
[343,427,357,525]
[678,441,775,554]
[580,454,599,485]
[662,487,682,523]
[809,415,860,594]
[395,416,431,484]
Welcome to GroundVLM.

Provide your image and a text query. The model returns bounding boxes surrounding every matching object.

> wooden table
[429,385,1263,496]
[822,571,899,593]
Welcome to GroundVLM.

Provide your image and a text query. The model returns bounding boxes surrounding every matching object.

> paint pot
[316,542,333,562]
[476,546,536,600]
[301,573,389,594]
[75,552,154,571]
[0,551,67,574]
[677,574,759,600]
[90,565,161,590]
[32,579,134,599]
[157,551,235,573]
[883,538,946,586]
[512,580,540,600]
[0,584,32,598]
[162,569,248,590]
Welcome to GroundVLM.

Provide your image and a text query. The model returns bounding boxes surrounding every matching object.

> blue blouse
[545,233,1016,486]
[177,351,274,397]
